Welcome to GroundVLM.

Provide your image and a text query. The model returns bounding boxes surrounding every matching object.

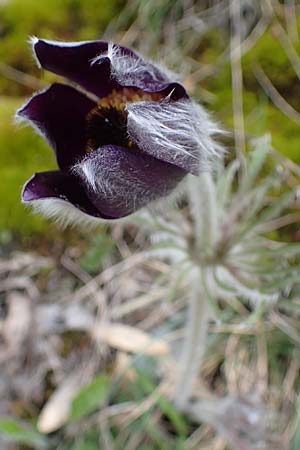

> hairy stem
[174,280,210,411]
[174,172,217,411]
[189,172,218,255]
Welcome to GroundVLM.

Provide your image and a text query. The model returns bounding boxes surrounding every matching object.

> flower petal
[22,170,114,223]
[96,43,167,90]
[74,144,186,219]
[93,43,188,97]
[32,38,116,98]
[17,83,95,170]
[32,38,188,99]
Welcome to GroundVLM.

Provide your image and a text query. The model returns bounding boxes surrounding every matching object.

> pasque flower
[17,38,223,226]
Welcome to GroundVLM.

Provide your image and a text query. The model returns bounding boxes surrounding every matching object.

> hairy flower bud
[17,38,223,226]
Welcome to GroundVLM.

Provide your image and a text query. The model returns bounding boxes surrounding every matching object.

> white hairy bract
[127,98,224,174]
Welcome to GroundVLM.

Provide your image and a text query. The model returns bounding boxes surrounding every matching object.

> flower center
[85,88,163,153]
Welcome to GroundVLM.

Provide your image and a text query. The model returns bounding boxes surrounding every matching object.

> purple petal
[75,145,186,219]
[17,83,95,170]
[144,82,188,100]
[33,38,117,98]
[22,170,113,220]
[32,38,188,99]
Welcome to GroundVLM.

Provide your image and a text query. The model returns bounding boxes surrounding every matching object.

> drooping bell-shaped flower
[17,38,223,226]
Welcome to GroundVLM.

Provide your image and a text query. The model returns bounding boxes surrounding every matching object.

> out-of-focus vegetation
[1,1,300,450]
[0,0,122,234]
[0,97,55,234]
[1,0,300,235]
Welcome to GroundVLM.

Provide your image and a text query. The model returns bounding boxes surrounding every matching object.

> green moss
[201,28,300,163]
[267,106,300,161]
[0,0,123,236]
[242,29,298,88]
[0,97,56,234]
[0,0,123,95]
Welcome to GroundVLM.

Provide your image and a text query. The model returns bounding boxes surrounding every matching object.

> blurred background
[1,1,300,449]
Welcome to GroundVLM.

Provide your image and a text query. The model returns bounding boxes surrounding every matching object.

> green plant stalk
[174,280,210,411]
[188,172,218,256]
[174,172,217,411]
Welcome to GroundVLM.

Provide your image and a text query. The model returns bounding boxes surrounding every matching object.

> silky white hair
[127,98,225,174]
[93,42,171,88]
[73,152,148,199]
[98,43,225,172]
[22,95,224,228]
[24,198,106,229]
[73,148,187,219]
[25,195,138,229]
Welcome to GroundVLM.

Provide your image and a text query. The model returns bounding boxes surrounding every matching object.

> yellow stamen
[85,88,164,153]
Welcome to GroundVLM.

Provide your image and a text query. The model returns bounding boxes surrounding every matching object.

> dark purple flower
[17,38,223,226]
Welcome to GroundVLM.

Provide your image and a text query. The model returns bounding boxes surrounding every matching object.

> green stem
[174,279,210,411]
[173,172,217,411]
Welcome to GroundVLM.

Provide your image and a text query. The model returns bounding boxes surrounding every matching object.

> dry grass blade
[110,288,167,320]
[255,212,300,233]
[0,253,51,274]
[230,0,246,168]
[92,323,169,356]
[70,253,146,303]
[284,0,299,44]
[189,396,284,450]
[272,21,300,80]
[0,62,45,90]
[253,64,300,124]
[37,373,82,433]
[2,292,31,352]
[240,1,272,55]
